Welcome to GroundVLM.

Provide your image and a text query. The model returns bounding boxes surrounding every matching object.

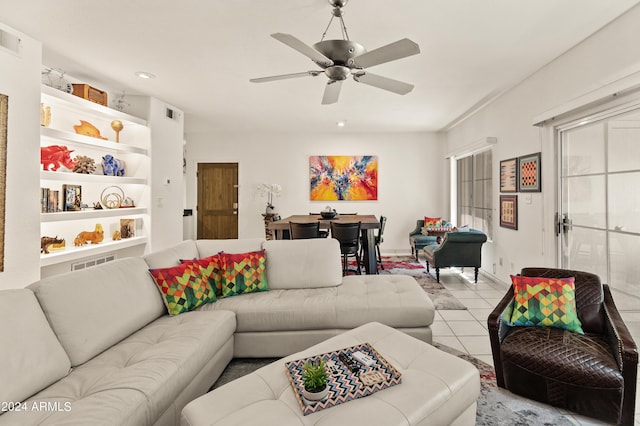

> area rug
[212,346,577,425]
[362,255,467,310]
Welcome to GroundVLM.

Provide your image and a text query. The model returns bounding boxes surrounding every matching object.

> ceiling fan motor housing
[312,40,366,68]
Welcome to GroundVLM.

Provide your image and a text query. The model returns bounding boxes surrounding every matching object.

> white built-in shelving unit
[39,84,151,269]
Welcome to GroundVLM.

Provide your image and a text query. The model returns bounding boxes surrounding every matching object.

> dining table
[268,214,381,274]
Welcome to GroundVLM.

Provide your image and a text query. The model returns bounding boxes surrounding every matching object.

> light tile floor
[430,266,640,426]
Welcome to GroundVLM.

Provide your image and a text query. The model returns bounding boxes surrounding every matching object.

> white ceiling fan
[250,0,421,104]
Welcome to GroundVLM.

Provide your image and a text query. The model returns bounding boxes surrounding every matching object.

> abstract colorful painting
[309,155,378,201]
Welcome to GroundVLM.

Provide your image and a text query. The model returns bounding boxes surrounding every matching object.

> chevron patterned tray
[285,343,402,415]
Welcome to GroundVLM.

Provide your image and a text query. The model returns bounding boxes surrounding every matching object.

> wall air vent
[0,28,22,57]
[71,254,116,271]
[166,107,175,120]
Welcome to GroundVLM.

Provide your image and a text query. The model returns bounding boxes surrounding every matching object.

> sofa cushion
[196,238,264,258]
[0,310,236,425]
[29,257,166,367]
[149,262,217,315]
[424,216,442,228]
[263,238,342,289]
[183,253,225,297]
[144,240,199,269]
[509,275,584,334]
[0,289,71,404]
[199,274,434,332]
[220,250,269,298]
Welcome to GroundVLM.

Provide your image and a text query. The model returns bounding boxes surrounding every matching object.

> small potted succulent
[301,359,329,401]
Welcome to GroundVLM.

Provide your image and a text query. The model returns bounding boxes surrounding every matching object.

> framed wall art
[309,155,378,201]
[0,94,7,271]
[518,152,541,192]
[499,157,518,192]
[500,195,518,230]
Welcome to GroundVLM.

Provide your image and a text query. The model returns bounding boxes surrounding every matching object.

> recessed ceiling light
[135,71,156,80]
[336,120,346,127]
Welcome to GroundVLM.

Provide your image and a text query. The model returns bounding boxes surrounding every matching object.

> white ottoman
[181,322,480,426]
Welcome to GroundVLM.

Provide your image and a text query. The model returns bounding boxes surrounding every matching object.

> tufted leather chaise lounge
[423,229,487,283]
[488,267,638,425]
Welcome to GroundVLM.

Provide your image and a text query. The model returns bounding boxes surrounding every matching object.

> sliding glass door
[558,105,640,298]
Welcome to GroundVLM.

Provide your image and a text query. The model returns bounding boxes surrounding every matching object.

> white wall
[126,96,185,252]
[445,4,640,284]
[0,24,42,289]
[185,131,444,253]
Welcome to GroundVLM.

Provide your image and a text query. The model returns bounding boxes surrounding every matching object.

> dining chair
[359,215,386,272]
[289,222,322,239]
[330,221,362,275]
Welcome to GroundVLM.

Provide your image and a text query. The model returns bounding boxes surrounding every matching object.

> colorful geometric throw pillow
[509,275,583,334]
[424,216,442,229]
[220,250,269,298]
[149,263,216,316]
[181,253,224,297]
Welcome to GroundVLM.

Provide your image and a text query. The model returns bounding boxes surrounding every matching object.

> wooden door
[197,163,238,239]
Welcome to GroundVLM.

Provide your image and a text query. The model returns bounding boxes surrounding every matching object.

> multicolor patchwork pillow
[181,253,224,297]
[509,275,583,334]
[424,216,443,229]
[149,263,216,316]
[220,250,269,298]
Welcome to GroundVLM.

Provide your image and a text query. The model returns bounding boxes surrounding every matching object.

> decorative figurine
[101,155,125,176]
[41,236,65,254]
[40,103,51,127]
[110,120,123,142]
[40,145,77,171]
[73,120,107,140]
[74,224,104,246]
[72,155,96,174]
[112,230,121,240]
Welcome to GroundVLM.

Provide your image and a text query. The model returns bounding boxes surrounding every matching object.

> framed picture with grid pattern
[500,195,518,230]
[517,152,541,192]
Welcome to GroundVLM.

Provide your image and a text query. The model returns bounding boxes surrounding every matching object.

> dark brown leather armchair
[488,267,638,425]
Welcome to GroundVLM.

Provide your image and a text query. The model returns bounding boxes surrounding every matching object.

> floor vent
[0,28,21,56]
[71,254,116,271]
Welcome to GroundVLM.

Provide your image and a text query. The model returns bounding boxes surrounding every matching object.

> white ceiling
[1,0,639,134]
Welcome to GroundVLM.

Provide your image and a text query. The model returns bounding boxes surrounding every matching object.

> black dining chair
[289,222,322,239]
[330,221,362,275]
[360,215,387,271]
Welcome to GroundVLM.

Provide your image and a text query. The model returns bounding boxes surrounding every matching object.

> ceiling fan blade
[271,33,334,67]
[351,38,420,69]
[353,72,414,95]
[321,80,343,105]
[250,71,320,83]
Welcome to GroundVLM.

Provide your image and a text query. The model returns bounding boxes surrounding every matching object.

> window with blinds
[456,150,493,239]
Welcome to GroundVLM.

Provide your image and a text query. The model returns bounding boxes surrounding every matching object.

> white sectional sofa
[0,238,434,425]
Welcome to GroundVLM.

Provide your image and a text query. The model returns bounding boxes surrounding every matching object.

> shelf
[40,236,148,267]
[40,170,147,185]
[41,127,148,155]
[41,84,146,125]
[41,207,148,223]
[40,84,151,272]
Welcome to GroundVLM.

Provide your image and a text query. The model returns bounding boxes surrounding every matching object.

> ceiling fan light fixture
[325,65,351,81]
